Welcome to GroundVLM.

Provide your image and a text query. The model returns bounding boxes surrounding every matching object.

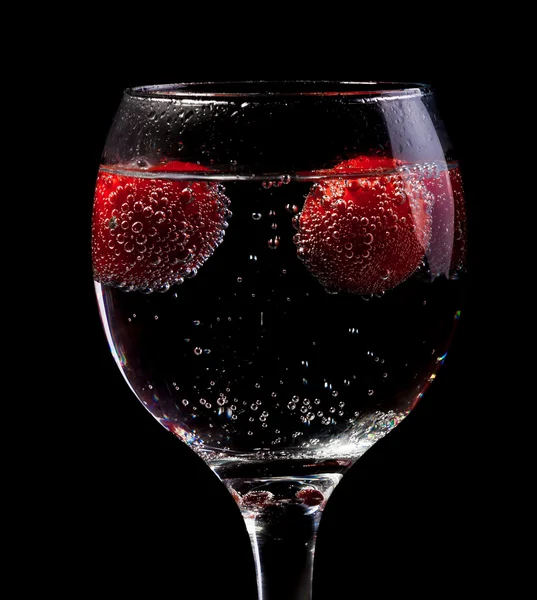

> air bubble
[194,347,202,355]
[252,212,262,220]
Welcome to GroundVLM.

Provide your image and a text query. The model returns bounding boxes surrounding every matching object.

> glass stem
[223,475,342,600]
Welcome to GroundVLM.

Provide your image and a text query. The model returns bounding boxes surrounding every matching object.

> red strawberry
[295,487,324,506]
[294,157,433,295]
[92,161,230,292]
[242,490,274,509]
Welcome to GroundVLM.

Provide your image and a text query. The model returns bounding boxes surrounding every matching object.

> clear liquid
[94,162,464,477]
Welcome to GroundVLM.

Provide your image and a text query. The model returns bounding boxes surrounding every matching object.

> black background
[29,21,524,598]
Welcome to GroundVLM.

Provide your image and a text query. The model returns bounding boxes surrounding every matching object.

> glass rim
[125,80,432,100]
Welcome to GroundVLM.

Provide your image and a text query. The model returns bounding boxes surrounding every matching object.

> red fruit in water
[92,161,230,292]
[294,157,433,295]
[296,487,324,506]
[242,490,274,508]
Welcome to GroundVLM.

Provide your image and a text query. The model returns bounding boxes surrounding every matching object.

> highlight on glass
[92,81,466,600]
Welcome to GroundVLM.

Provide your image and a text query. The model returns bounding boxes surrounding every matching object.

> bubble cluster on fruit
[293,159,435,295]
[92,165,231,293]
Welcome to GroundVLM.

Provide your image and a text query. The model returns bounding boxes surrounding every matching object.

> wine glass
[92,81,466,600]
